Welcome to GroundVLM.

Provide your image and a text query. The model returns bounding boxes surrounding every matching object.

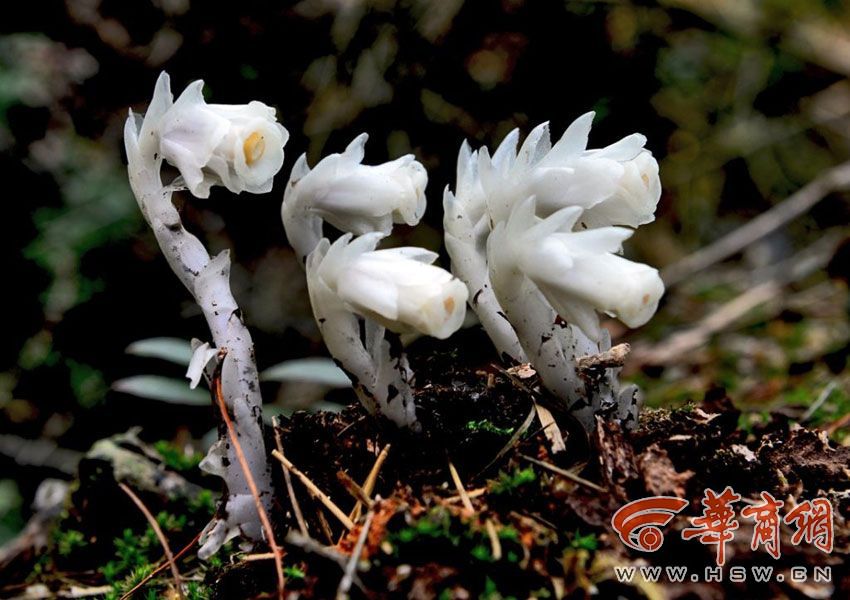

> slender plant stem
[213,363,285,599]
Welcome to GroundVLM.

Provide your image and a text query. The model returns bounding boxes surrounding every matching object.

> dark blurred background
[3,0,850,543]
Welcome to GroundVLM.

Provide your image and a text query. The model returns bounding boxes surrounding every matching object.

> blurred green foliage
[0,479,24,545]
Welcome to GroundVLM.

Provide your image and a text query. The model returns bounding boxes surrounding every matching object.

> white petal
[591,132,646,161]
[543,111,594,165]
[377,247,439,264]
[492,128,519,173]
[342,132,369,164]
[515,121,550,173]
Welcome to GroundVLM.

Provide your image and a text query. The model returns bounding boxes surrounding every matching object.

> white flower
[488,196,664,340]
[477,113,661,228]
[574,148,661,230]
[282,134,427,259]
[141,74,289,198]
[308,232,468,339]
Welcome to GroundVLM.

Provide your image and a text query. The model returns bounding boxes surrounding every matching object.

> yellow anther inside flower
[243,132,266,166]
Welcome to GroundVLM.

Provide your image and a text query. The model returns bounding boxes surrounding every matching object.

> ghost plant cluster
[125,74,664,557]
[444,114,664,429]
[281,134,468,428]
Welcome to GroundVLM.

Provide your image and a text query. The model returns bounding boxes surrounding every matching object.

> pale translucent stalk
[125,118,270,560]
[443,189,526,363]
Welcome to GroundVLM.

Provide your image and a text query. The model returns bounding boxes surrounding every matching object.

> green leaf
[112,376,208,405]
[125,337,193,366]
[260,358,350,387]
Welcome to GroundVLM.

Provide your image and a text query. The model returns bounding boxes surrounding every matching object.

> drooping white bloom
[309,232,468,340]
[488,196,664,341]
[305,232,467,427]
[578,149,661,230]
[478,113,661,229]
[135,74,288,198]
[282,134,428,261]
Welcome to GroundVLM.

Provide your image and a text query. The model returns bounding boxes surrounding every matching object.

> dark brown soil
[223,336,850,599]
[4,332,848,599]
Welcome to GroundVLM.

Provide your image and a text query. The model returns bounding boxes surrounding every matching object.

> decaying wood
[576,343,631,373]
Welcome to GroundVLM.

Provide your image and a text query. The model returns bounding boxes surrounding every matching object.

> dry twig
[484,519,503,561]
[636,280,780,366]
[444,487,487,504]
[243,552,278,562]
[272,417,309,537]
[349,443,390,523]
[519,454,607,493]
[478,405,536,476]
[117,483,184,600]
[802,381,839,422]
[118,532,200,600]
[662,160,850,286]
[635,232,844,366]
[336,471,374,508]
[316,509,336,544]
[336,511,374,600]
[447,457,475,514]
[271,449,355,530]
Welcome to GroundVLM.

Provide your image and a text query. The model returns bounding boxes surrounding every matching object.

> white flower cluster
[444,113,664,428]
[281,135,468,427]
[311,233,467,340]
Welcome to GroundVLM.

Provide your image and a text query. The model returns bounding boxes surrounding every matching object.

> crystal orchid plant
[444,114,664,430]
[125,71,665,559]
[282,135,468,427]
[124,73,287,558]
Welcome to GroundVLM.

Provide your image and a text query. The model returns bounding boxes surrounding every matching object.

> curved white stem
[125,113,271,560]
